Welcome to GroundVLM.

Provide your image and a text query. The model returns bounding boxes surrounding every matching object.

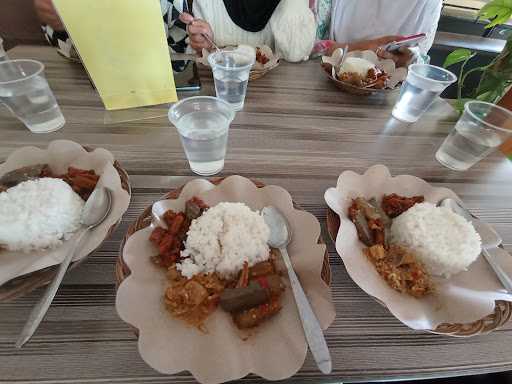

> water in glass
[214,74,249,110]
[436,123,502,171]
[392,80,440,123]
[0,75,64,133]
[177,111,229,176]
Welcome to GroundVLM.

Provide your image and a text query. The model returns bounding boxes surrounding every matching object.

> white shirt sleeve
[330,0,442,55]
[417,0,442,54]
[270,0,317,62]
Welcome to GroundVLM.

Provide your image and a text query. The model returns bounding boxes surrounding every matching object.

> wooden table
[1,45,512,384]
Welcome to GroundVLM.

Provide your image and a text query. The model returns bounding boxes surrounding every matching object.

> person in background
[321,0,443,67]
[179,0,316,62]
[33,0,190,61]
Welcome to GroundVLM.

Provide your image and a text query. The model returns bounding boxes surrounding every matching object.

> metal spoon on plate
[16,187,113,348]
[262,206,332,374]
[438,198,512,294]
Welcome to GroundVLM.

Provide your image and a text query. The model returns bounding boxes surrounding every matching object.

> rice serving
[178,202,270,279]
[0,178,84,252]
[390,202,481,277]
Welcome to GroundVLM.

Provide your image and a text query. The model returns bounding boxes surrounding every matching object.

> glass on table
[0,59,65,133]
[208,47,255,111]
[168,96,235,176]
[0,36,8,62]
[392,64,457,123]
[436,101,512,171]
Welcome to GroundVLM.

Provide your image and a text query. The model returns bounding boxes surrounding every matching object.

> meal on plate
[336,57,389,89]
[0,164,100,252]
[348,194,482,297]
[149,198,285,331]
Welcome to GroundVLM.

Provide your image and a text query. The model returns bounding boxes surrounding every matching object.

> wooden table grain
[1,45,512,384]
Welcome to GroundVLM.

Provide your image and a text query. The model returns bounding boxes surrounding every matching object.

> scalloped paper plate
[324,165,512,331]
[116,176,335,383]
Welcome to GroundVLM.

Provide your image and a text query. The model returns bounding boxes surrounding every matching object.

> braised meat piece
[0,164,47,189]
[233,298,282,329]
[381,193,424,218]
[185,197,209,220]
[42,165,100,200]
[348,197,387,247]
[150,197,209,269]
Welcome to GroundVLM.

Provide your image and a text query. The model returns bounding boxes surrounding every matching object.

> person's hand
[179,12,214,53]
[359,35,401,52]
[34,0,64,31]
[327,36,399,56]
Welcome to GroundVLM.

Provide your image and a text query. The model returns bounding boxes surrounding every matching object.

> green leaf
[454,98,473,113]
[443,49,474,68]
[478,0,512,28]
[476,90,499,102]
[477,71,506,95]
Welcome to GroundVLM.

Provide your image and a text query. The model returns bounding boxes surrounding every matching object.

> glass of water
[435,101,512,171]
[392,64,457,123]
[208,48,255,111]
[0,59,65,133]
[169,96,235,176]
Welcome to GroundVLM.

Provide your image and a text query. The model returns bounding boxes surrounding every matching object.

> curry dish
[0,163,99,200]
[348,194,432,297]
[150,197,285,331]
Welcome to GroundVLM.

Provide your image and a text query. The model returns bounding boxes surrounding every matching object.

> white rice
[0,178,84,252]
[390,202,481,277]
[177,202,270,279]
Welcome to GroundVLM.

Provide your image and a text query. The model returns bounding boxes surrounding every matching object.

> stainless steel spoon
[261,206,332,374]
[438,198,512,294]
[16,187,113,348]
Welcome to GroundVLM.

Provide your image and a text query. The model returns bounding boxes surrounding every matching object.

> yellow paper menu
[53,0,178,110]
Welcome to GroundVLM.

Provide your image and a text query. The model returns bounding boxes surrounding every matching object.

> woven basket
[116,178,331,293]
[326,207,512,337]
[0,148,131,302]
[321,63,397,96]
[249,61,280,81]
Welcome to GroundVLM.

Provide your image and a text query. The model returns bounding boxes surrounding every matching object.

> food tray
[326,207,512,337]
[0,147,131,302]
[321,63,397,96]
[249,61,280,81]
[116,178,331,299]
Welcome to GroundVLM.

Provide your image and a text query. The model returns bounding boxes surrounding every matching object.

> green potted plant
[443,0,512,112]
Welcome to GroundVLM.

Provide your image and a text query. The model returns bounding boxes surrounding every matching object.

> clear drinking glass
[208,48,255,111]
[0,59,65,133]
[168,96,235,176]
[435,101,512,171]
[392,64,457,123]
[0,36,8,62]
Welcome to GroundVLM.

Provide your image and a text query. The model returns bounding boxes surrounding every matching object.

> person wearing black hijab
[222,0,282,33]
[179,0,316,62]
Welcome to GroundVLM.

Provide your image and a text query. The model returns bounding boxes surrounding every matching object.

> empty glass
[169,96,235,176]
[392,64,457,123]
[208,48,255,111]
[436,101,512,171]
[0,59,65,133]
